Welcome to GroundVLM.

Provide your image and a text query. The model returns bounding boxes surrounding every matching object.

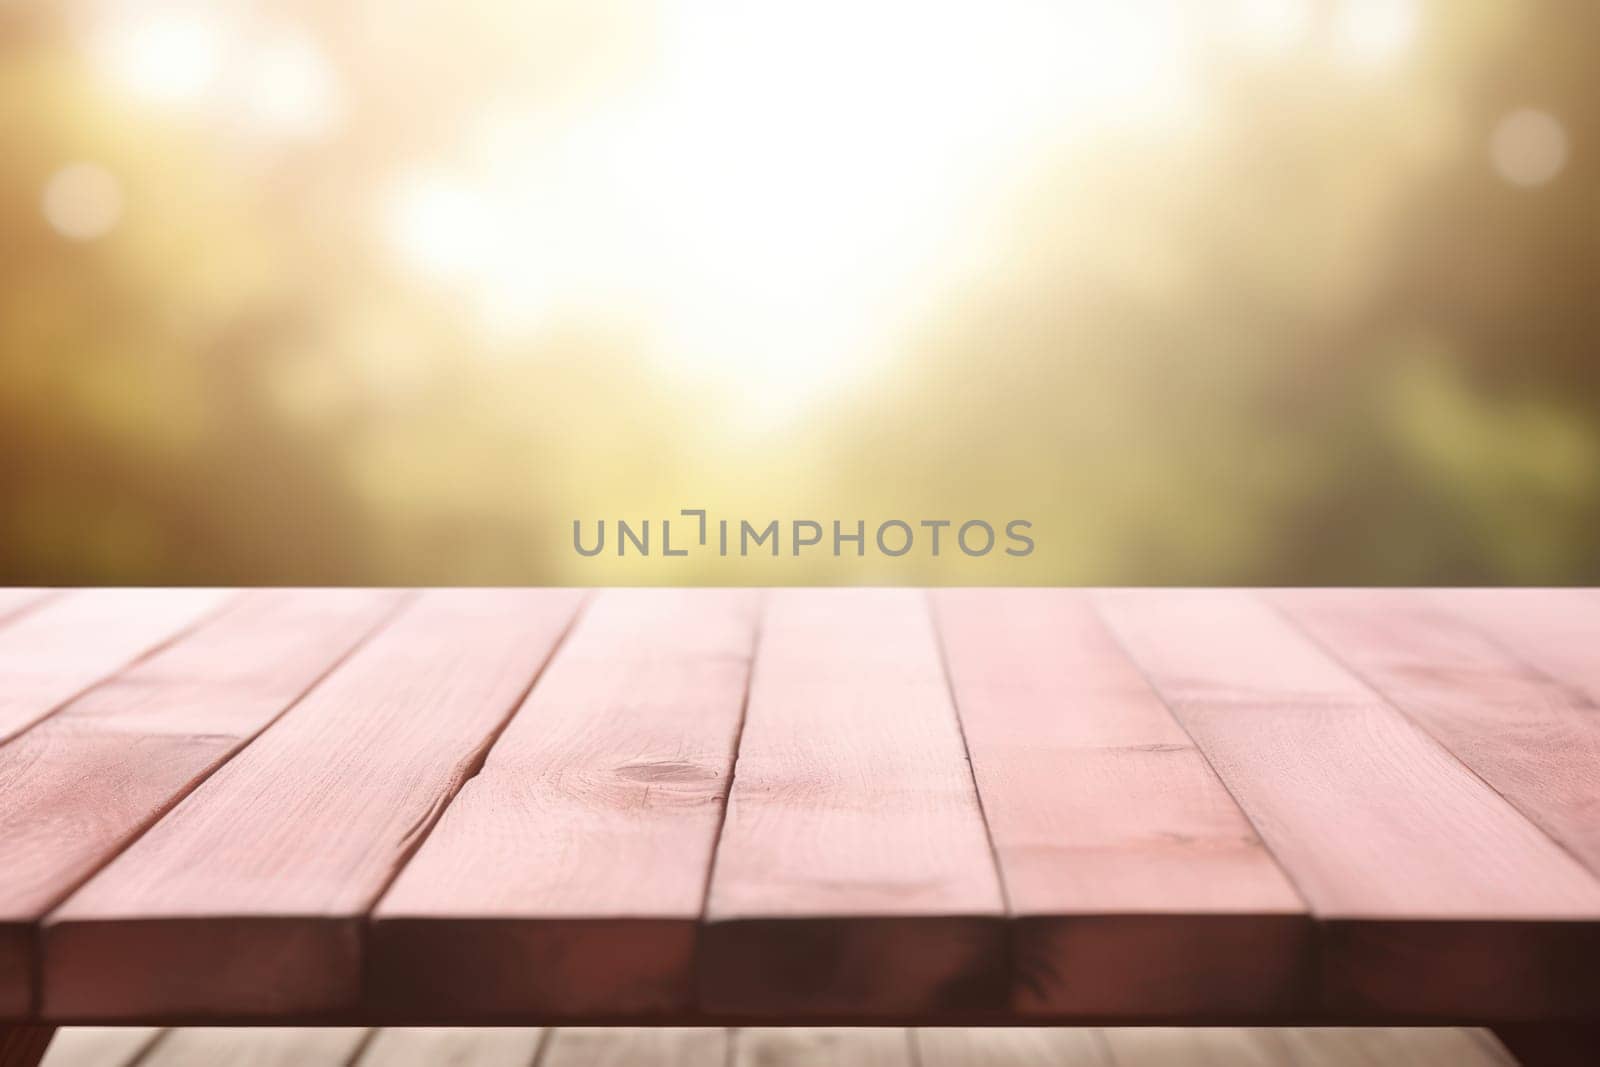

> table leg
[1492,1025,1600,1067]
[0,1027,54,1067]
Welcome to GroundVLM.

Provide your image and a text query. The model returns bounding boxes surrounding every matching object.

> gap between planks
[1269,589,1600,886]
[699,589,1008,1018]
[369,590,761,1018]
[30,1027,1521,1067]
[41,591,589,1022]
[1094,589,1600,1022]
[933,589,1311,1019]
[12,591,1600,1023]
[0,591,411,1019]
[0,590,238,747]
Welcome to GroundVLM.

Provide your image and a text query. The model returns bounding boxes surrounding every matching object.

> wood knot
[614,758,720,784]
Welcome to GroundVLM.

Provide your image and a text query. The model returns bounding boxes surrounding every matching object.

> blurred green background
[1,0,1595,585]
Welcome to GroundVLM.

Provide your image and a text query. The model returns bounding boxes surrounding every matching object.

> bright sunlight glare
[1226,0,1316,52]
[377,0,1417,420]
[1334,0,1421,68]
[244,33,344,140]
[93,9,226,105]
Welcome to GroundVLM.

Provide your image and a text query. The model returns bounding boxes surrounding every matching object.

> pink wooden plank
[1430,589,1600,707]
[356,1027,546,1067]
[700,589,1007,1018]
[371,589,760,1018]
[733,1029,913,1066]
[915,1028,1109,1067]
[0,591,52,630]
[1097,589,1600,1020]
[1276,589,1600,878]
[22,1026,159,1065]
[42,590,585,1022]
[137,1028,368,1066]
[0,590,235,745]
[933,589,1309,1018]
[539,1029,725,1067]
[0,590,402,1018]
[1102,1028,1514,1067]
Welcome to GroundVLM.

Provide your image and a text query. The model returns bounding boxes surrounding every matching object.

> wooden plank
[0,591,403,1018]
[1097,590,1600,1021]
[0,590,234,744]
[1099,1029,1291,1067]
[1430,589,1600,704]
[36,1029,160,1067]
[1279,1029,1516,1067]
[915,1028,1109,1066]
[371,589,760,1018]
[137,1028,367,1067]
[355,1028,545,1067]
[539,1029,725,1067]
[0,591,51,630]
[700,589,1006,1018]
[977,1028,1515,1067]
[42,590,586,1022]
[733,1029,911,1067]
[933,589,1309,1018]
[1276,590,1600,878]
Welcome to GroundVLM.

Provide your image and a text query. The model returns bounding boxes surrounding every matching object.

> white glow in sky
[94,10,225,105]
[244,34,343,140]
[387,174,498,283]
[1333,0,1420,68]
[378,1,1215,417]
[1227,0,1315,52]
[89,7,344,143]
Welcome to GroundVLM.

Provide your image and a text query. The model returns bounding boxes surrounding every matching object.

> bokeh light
[1490,109,1569,188]
[242,33,343,139]
[41,164,124,242]
[1333,0,1421,67]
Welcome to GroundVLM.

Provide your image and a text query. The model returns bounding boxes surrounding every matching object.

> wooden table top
[0,588,1597,1027]
[34,1025,1520,1067]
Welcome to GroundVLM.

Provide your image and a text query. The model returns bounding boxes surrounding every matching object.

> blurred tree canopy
[1,0,1595,585]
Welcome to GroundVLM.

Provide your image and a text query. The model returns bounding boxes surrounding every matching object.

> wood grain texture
[355,1028,545,1067]
[138,1028,367,1067]
[700,589,1007,1018]
[5,588,1598,1028]
[372,590,759,1018]
[1100,1028,1291,1067]
[0,591,403,1018]
[1097,589,1600,1020]
[26,1026,1529,1067]
[43,590,586,1022]
[733,1029,912,1067]
[0,590,234,745]
[540,1028,725,1067]
[916,1027,1109,1066]
[36,1029,159,1067]
[1433,590,1600,707]
[1101,1028,1511,1067]
[1276,589,1600,878]
[1277,1029,1516,1067]
[934,589,1308,1018]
